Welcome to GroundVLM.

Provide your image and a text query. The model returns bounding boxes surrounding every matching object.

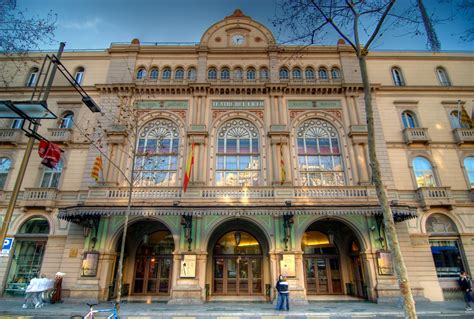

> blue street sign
[1,237,14,256]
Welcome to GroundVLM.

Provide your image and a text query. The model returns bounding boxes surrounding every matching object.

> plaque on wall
[376,250,394,275]
[136,100,189,109]
[212,100,264,109]
[280,254,296,277]
[180,254,196,278]
[81,251,99,277]
[287,100,342,109]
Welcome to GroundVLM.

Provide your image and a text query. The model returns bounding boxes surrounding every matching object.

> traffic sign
[1,237,14,257]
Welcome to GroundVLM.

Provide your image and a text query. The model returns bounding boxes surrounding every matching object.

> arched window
[135,119,179,186]
[19,217,50,234]
[436,67,451,86]
[246,68,256,80]
[391,67,405,86]
[297,119,344,186]
[216,119,260,186]
[279,68,289,80]
[412,157,436,187]
[401,111,418,128]
[221,68,230,80]
[136,68,146,80]
[318,67,328,81]
[208,68,217,81]
[59,112,74,129]
[305,67,315,80]
[74,67,85,84]
[331,67,341,80]
[426,214,466,278]
[40,159,63,188]
[234,68,243,81]
[450,110,472,129]
[149,68,159,80]
[26,67,39,87]
[11,119,24,129]
[162,68,171,80]
[0,157,11,189]
[175,68,184,80]
[464,157,474,187]
[259,67,269,81]
[292,68,302,80]
[187,67,197,80]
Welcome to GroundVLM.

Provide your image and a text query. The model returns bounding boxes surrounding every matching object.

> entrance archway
[113,219,174,297]
[207,219,270,299]
[302,219,366,298]
[5,217,49,294]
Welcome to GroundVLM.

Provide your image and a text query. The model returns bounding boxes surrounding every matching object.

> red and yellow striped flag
[280,142,286,185]
[91,156,103,182]
[183,143,195,192]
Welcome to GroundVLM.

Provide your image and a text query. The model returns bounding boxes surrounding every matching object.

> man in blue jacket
[276,275,289,311]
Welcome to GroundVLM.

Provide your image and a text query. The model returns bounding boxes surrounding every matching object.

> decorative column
[186,131,207,187]
[349,130,370,185]
[268,131,291,185]
[104,125,128,185]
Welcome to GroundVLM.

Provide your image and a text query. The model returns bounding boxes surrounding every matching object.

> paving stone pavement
[0,298,472,318]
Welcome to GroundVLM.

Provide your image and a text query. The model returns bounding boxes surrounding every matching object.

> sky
[19,0,474,52]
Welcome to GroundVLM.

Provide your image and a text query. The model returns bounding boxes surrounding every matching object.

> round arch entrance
[302,219,366,298]
[113,219,175,297]
[207,219,270,299]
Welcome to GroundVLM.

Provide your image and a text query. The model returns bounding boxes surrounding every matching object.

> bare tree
[273,1,426,318]
[0,0,56,86]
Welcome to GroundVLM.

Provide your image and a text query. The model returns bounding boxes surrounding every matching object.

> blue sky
[20,0,473,52]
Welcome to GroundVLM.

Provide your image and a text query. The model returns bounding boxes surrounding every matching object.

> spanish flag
[280,142,286,185]
[183,143,195,192]
[91,156,103,182]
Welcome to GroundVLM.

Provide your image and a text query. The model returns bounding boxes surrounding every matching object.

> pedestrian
[275,275,283,310]
[276,275,289,311]
[22,276,41,309]
[51,272,65,304]
[458,271,473,311]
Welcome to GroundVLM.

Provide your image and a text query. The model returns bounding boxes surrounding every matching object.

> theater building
[0,10,473,303]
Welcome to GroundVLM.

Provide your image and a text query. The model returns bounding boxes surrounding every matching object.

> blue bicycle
[71,301,120,319]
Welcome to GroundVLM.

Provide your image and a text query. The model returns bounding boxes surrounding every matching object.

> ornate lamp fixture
[181,214,193,251]
[234,231,242,246]
[283,213,294,251]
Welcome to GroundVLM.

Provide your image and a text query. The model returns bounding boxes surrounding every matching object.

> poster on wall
[280,254,296,277]
[376,250,394,275]
[81,251,99,277]
[180,254,196,278]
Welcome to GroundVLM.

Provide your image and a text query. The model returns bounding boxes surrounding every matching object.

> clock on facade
[232,34,245,46]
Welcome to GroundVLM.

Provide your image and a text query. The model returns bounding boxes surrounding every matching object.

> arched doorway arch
[206,218,270,300]
[302,219,367,299]
[5,216,50,294]
[111,218,175,298]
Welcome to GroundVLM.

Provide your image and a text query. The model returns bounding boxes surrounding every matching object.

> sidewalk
[0,297,472,318]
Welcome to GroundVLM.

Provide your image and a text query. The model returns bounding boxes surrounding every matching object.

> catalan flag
[91,156,103,182]
[280,142,286,185]
[183,143,195,192]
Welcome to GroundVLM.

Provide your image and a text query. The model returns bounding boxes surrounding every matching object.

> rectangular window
[429,239,465,277]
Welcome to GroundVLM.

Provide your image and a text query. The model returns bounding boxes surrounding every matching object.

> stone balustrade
[48,128,72,143]
[403,127,430,144]
[0,129,25,144]
[453,128,474,144]
[416,187,453,210]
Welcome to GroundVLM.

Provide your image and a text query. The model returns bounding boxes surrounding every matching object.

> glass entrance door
[133,256,172,294]
[304,257,342,294]
[212,231,263,296]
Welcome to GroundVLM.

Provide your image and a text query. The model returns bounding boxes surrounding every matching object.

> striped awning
[58,205,417,223]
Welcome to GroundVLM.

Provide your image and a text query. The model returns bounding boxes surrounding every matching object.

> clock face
[232,34,245,45]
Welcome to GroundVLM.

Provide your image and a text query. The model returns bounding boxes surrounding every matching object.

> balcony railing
[0,129,26,144]
[416,187,453,210]
[22,188,58,209]
[48,128,72,143]
[403,127,430,145]
[453,128,474,144]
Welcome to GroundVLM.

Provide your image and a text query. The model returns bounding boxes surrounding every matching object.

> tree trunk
[358,54,417,319]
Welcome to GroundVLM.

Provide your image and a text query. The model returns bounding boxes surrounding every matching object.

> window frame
[331,67,341,80]
[279,68,289,80]
[59,112,74,129]
[221,68,230,80]
[292,68,302,80]
[436,67,451,86]
[0,157,12,190]
[187,67,197,80]
[296,119,345,187]
[149,68,159,80]
[40,159,64,188]
[175,68,184,80]
[318,67,329,81]
[136,68,147,80]
[74,67,85,85]
[208,68,217,81]
[259,68,269,81]
[305,67,315,80]
[411,156,438,188]
[401,111,418,128]
[26,67,39,87]
[391,67,405,86]
[246,68,256,80]
[233,68,243,81]
[215,119,261,187]
[463,156,474,188]
[162,68,171,80]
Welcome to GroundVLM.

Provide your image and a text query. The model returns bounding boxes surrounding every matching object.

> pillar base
[169,279,204,304]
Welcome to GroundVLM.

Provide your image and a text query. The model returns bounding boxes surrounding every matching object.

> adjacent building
[0,10,473,304]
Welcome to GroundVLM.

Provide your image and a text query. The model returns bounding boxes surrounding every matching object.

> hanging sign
[1,237,14,257]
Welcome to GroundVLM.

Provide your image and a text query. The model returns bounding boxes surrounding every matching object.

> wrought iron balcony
[416,187,453,210]
[453,128,474,144]
[403,127,430,145]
